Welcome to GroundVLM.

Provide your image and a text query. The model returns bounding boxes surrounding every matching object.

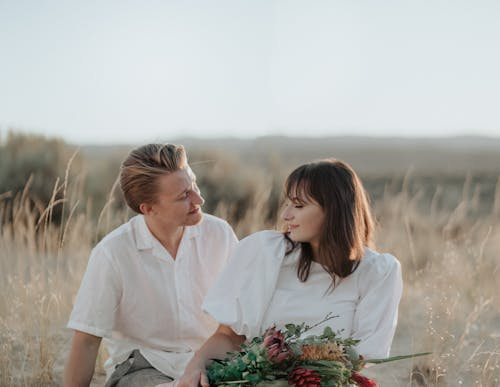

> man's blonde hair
[120,143,187,213]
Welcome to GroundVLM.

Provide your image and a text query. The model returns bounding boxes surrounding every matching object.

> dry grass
[364,180,500,386]
[0,161,127,386]
[1,159,499,386]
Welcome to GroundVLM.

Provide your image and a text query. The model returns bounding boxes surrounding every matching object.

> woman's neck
[310,242,320,262]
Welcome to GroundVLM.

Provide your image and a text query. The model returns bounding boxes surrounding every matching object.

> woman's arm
[352,253,403,359]
[177,324,246,387]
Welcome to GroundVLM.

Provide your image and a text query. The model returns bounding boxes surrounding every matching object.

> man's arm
[178,324,246,387]
[63,330,102,387]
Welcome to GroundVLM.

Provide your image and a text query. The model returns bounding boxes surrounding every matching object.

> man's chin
[186,211,203,226]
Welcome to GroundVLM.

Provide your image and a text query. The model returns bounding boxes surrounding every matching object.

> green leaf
[244,373,264,384]
[247,351,257,362]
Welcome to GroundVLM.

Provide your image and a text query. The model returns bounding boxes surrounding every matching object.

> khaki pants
[105,350,173,387]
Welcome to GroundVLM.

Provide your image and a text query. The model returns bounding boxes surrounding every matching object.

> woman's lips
[189,207,200,215]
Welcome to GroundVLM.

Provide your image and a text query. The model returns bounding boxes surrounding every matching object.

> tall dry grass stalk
[1,161,499,386]
[0,159,127,386]
[364,179,500,386]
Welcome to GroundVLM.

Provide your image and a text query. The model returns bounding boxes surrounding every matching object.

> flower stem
[363,352,432,364]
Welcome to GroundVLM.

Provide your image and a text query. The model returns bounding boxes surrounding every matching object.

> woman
[178,159,403,387]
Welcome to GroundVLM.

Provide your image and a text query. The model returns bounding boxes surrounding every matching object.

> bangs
[284,166,316,203]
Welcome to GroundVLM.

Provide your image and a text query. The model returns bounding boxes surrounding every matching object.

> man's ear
[139,202,154,216]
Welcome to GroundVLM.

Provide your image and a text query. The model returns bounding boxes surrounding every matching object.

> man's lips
[188,207,200,215]
[287,224,298,231]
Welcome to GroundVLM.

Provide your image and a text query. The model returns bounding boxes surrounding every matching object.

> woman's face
[281,189,325,251]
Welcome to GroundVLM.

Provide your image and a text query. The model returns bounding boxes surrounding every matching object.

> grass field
[1,138,499,386]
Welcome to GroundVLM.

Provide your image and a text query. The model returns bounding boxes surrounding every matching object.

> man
[64,144,238,387]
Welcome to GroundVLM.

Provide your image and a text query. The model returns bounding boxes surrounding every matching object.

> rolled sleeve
[67,246,122,338]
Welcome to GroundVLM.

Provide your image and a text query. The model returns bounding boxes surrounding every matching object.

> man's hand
[63,330,102,387]
[177,325,244,387]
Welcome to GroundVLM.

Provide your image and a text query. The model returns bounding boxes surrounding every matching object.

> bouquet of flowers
[207,314,430,386]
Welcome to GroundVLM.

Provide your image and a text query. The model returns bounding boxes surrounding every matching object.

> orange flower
[299,342,346,362]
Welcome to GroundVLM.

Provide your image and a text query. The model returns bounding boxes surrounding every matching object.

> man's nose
[191,190,205,206]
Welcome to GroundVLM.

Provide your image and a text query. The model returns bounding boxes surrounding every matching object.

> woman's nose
[282,206,293,221]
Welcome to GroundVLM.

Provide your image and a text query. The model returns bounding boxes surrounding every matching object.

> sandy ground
[90,374,107,386]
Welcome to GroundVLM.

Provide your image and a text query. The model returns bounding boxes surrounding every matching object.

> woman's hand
[176,367,209,387]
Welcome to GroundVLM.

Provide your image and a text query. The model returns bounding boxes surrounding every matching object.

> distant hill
[80,136,500,175]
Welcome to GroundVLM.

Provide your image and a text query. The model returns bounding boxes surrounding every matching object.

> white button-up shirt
[68,214,238,379]
[203,230,403,360]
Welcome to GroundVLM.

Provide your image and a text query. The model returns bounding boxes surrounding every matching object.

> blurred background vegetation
[2,131,499,230]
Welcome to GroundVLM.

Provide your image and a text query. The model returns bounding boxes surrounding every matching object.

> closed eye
[291,199,305,208]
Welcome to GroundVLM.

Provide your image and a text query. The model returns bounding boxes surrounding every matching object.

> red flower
[288,368,321,387]
[351,371,378,387]
[263,327,291,362]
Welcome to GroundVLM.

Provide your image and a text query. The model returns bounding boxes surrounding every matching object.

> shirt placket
[173,236,190,342]
[149,242,180,342]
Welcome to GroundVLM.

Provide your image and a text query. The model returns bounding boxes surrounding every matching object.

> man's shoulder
[197,213,234,234]
[94,215,139,252]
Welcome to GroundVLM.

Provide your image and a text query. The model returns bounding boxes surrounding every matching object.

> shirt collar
[133,214,202,251]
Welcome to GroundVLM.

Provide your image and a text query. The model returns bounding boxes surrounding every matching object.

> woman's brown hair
[283,158,374,287]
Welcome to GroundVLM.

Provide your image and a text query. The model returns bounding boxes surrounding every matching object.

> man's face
[147,166,205,230]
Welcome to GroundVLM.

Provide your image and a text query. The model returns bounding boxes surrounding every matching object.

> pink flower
[262,327,291,363]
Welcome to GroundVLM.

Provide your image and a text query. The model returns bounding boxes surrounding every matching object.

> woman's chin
[288,233,303,243]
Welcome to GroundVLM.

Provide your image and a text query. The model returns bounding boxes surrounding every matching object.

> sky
[1,0,499,144]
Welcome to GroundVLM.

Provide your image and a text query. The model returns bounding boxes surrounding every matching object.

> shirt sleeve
[67,245,122,338]
[203,231,285,340]
[351,253,403,359]
[221,220,239,264]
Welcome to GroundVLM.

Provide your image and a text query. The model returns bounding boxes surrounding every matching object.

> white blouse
[203,230,403,359]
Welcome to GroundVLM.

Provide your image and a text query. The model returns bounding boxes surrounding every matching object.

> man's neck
[144,217,185,259]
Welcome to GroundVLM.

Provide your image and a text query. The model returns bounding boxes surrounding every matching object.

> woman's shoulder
[353,249,402,295]
[239,229,286,245]
[234,230,288,263]
[357,248,401,276]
